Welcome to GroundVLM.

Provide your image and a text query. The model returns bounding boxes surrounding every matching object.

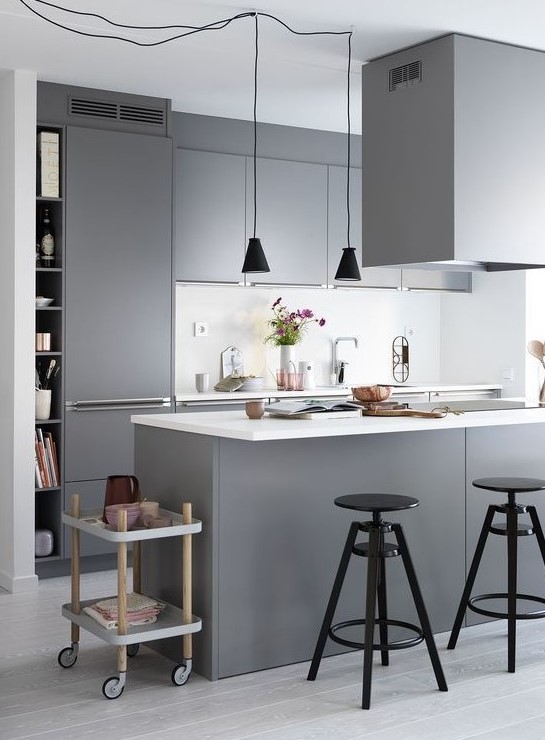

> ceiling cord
[19,0,355,257]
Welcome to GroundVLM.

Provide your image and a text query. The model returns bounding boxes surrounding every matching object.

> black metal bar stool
[448,477,545,672]
[307,494,448,709]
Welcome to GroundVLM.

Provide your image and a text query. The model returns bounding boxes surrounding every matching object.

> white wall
[0,70,38,592]
[525,269,545,404]
[175,284,441,391]
[440,271,527,396]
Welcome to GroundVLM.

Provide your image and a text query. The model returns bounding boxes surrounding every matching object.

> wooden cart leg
[171,503,194,686]
[117,507,128,676]
[70,494,81,648]
[132,540,141,594]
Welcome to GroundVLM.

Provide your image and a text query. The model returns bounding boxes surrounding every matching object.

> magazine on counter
[264,399,362,419]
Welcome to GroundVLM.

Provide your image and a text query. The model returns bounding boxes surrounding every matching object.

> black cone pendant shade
[242,14,270,274]
[335,245,361,281]
[242,237,270,273]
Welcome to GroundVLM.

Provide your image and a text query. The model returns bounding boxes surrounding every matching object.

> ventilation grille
[389,60,422,91]
[69,96,166,127]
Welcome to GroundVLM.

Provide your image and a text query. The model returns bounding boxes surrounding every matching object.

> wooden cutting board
[361,407,448,419]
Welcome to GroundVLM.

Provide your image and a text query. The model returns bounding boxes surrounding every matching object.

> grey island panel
[135,424,465,680]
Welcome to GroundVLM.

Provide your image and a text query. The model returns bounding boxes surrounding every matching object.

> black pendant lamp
[334,31,361,282]
[242,13,270,274]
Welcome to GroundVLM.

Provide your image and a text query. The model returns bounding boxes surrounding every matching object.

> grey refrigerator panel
[65,126,173,402]
[64,404,171,482]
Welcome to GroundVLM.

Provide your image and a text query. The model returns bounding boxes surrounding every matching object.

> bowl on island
[352,385,392,403]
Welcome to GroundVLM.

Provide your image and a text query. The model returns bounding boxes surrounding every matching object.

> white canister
[299,360,316,390]
[35,389,52,420]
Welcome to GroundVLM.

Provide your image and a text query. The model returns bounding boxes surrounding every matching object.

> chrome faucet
[333,337,359,385]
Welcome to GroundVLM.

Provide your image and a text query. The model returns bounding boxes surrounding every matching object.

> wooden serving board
[361,407,447,419]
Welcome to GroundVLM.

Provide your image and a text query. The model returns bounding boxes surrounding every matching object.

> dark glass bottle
[39,207,55,267]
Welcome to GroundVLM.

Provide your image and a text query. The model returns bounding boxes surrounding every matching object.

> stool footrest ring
[329,618,424,651]
[468,592,545,620]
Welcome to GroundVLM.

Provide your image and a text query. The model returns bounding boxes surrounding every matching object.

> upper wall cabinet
[245,157,328,286]
[175,149,246,283]
[327,165,401,288]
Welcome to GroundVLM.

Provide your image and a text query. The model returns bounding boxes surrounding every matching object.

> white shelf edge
[62,509,202,542]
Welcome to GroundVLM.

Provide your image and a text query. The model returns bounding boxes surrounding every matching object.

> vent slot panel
[69,97,165,127]
[389,60,422,91]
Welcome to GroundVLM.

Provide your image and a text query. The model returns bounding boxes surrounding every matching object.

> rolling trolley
[58,494,202,699]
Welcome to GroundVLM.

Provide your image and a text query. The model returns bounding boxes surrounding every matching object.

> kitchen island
[132,407,545,680]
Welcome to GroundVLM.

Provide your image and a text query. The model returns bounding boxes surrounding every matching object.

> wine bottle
[39,207,55,267]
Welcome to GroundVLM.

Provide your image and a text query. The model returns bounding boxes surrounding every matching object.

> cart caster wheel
[57,646,78,668]
[126,643,140,658]
[102,676,125,699]
[171,663,190,686]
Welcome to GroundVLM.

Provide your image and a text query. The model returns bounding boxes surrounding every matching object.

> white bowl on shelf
[238,377,265,392]
[36,296,54,307]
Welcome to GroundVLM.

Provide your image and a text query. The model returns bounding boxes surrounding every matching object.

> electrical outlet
[194,322,208,337]
[502,367,514,382]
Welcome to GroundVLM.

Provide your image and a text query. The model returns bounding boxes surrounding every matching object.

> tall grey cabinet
[63,126,173,557]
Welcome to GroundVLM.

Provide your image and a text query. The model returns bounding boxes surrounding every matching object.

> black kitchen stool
[448,477,545,672]
[307,493,448,709]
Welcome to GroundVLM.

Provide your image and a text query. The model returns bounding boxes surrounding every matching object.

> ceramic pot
[245,400,265,419]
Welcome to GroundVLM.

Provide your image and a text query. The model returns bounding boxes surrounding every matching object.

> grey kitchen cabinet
[175,148,246,283]
[65,127,172,403]
[327,165,401,288]
[64,481,116,557]
[245,157,328,286]
[64,126,173,558]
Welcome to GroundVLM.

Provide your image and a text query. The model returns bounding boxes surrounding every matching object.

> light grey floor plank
[3,571,545,739]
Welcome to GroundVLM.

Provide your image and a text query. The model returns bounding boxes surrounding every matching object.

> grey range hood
[361,33,545,271]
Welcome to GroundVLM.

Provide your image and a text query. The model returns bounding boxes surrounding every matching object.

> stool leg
[448,504,496,650]
[393,524,448,693]
[362,524,380,709]
[377,531,389,666]
[527,506,545,568]
[506,504,518,673]
[307,521,360,681]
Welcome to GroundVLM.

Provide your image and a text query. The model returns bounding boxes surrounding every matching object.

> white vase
[279,344,296,370]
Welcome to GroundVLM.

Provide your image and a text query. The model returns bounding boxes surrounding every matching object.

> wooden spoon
[528,340,545,366]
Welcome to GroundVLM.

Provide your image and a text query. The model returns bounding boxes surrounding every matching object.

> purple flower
[272,297,282,308]
[318,318,326,327]
[300,308,314,318]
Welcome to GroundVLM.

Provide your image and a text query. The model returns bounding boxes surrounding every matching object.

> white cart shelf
[58,495,202,699]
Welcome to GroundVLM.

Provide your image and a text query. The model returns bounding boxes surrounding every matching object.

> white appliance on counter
[299,360,316,390]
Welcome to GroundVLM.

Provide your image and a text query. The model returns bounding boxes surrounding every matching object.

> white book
[265,400,361,419]
[38,131,59,197]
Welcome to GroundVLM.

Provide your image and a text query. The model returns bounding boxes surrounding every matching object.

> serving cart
[58,494,202,699]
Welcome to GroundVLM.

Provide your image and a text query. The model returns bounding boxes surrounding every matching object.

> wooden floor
[2,570,545,739]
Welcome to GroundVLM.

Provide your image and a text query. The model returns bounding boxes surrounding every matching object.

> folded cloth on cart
[83,592,165,630]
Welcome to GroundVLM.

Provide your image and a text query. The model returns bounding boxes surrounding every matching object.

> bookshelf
[35,124,64,562]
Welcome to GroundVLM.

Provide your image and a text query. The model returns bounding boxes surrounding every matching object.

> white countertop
[175,383,502,403]
[132,405,543,442]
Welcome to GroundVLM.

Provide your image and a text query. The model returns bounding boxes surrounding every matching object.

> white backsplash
[175,284,441,391]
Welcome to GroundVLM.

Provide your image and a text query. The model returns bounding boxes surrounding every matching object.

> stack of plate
[238,376,265,392]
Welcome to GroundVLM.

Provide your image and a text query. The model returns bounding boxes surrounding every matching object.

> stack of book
[34,429,59,488]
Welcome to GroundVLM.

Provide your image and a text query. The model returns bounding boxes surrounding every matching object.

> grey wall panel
[65,126,172,401]
[172,111,361,166]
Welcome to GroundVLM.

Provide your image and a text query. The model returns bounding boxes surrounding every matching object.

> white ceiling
[3,0,545,132]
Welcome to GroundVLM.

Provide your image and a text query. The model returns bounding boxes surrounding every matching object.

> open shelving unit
[35,123,64,563]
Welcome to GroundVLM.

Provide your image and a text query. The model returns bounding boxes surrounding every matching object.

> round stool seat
[334,494,419,513]
[473,477,545,494]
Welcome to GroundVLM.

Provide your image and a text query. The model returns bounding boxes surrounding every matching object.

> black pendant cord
[346,31,352,249]
[253,12,258,239]
[18,2,352,47]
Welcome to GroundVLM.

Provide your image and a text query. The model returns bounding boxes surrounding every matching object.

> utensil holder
[35,389,52,420]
